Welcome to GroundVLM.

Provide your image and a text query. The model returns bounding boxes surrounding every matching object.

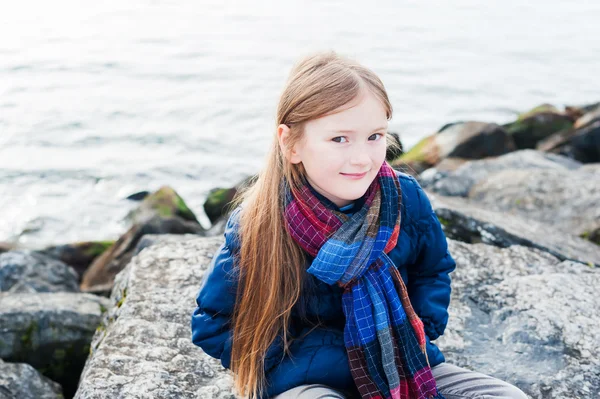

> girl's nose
[349,150,370,166]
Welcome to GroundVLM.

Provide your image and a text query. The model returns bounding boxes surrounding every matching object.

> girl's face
[279,89,388,208]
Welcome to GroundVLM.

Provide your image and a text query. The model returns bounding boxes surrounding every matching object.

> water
[1,0,599,248]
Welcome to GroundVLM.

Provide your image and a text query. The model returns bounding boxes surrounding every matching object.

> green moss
[399,136,432,163]
[20,320,38,350]
[436,215,450,227]
[206,188,229,206]
[156,204,173,218]
[53,348,66,361]
[83,241,115,258]
[175,195,196,220]
[99,303,107,314]
[517,104,558,121]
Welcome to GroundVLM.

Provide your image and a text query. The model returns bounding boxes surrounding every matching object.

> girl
[191,51,528,399]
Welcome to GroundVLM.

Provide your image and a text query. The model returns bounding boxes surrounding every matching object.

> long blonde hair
[229,50,394,398]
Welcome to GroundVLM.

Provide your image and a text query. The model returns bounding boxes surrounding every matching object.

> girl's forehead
[306,97,388,134]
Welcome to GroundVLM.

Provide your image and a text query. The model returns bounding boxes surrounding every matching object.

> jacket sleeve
[405,177,456,341]
[191,206,286,371]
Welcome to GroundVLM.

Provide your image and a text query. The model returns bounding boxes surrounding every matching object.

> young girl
[191,51,528,399]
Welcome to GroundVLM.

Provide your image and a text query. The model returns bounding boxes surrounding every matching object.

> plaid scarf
[282,161,445,399]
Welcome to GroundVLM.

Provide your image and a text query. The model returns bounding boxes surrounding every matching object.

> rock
[538,119,600,163]
[385,131,403,162]
[427,191,600,267]
[75,235,233,399]
[502,104,574,149]
[391,122,516,175]
[0,242,15,254]
[38,241,115,281]
[204,187,239,224]
[580,227,600,246]
[0,250,79,293]
[0,292,110,398]
[438,240,600,398]
[573,104,600,130]
[80,215,205,293]
[126,186,199,225]
[426,149,581,197]
[0,358,64,399]
[125,190,150,201]
[468,164,600,238]
[133,233,201,256]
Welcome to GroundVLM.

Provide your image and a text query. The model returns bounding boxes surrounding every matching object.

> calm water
[1,0,599,248]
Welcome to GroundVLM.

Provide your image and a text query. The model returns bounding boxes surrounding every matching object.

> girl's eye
[369,133,384,141]
[332,136,348,143]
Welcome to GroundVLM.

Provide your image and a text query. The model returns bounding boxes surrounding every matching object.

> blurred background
[2,0,600,249]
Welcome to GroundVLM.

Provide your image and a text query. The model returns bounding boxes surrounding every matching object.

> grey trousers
[271,362,529,399]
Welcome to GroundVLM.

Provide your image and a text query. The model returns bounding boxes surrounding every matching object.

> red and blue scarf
[283,161,445,399]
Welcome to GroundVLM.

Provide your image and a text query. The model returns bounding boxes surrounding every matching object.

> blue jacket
[191,173,456,398]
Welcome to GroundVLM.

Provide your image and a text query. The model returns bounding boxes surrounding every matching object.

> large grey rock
[437,240,600,398]
[0,358,64,399]
[0,293,110,398]
[0,250,79,293]
[427,192,600,267]
[75,235,234,399]
[80,214,205,295]
[422,149,581,197]
[469,164,600,237]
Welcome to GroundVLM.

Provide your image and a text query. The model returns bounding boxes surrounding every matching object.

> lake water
[1,0,599,248]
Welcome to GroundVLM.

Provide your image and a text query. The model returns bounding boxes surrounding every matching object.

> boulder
[81,185,206,294]
[538,119,600,163]
[39,241,115,281]
[391,121,516,175]
[204,176,254,225]
[126,186,199,225]
[75,235,234,399]
[468,164,600,238]
[438,240,600,398]
[427,191,600,267]
[0,250,79,293]
[0,292,110,398]
[74,233,600,398]
[502,104,574,149]
[0,358,64,399]
[423,149,581,197]
[385,131,403,162]
[0,242,15,254]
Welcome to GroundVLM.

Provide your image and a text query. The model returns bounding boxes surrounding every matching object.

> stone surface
[502,104,574,149]
[422,149,581,197]
[74,233,600,398]
[0,358,64,399]
[469,164,600,237]
[539,119,600,163]
[427,191,600,267]
[0,250,79,293]
[437,240,600,399]
[80,214,205,293]
[75,235,234,399]
[0,292,110,398]
[392,121,516,175]
[39,241,115,281]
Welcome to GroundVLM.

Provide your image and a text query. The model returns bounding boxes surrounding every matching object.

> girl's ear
[277,124,302,164]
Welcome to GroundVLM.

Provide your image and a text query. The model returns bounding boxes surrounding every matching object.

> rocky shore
[1,102,599,398]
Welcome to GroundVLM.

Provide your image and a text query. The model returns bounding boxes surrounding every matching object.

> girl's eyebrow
[332,126,388,134]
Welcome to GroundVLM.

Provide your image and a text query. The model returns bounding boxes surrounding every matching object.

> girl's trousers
[271,362,528,399]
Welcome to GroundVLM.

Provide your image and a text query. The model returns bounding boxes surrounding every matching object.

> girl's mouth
[340,171,368,179]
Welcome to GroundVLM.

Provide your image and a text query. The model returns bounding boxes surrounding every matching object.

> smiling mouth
[341,171,368,177]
